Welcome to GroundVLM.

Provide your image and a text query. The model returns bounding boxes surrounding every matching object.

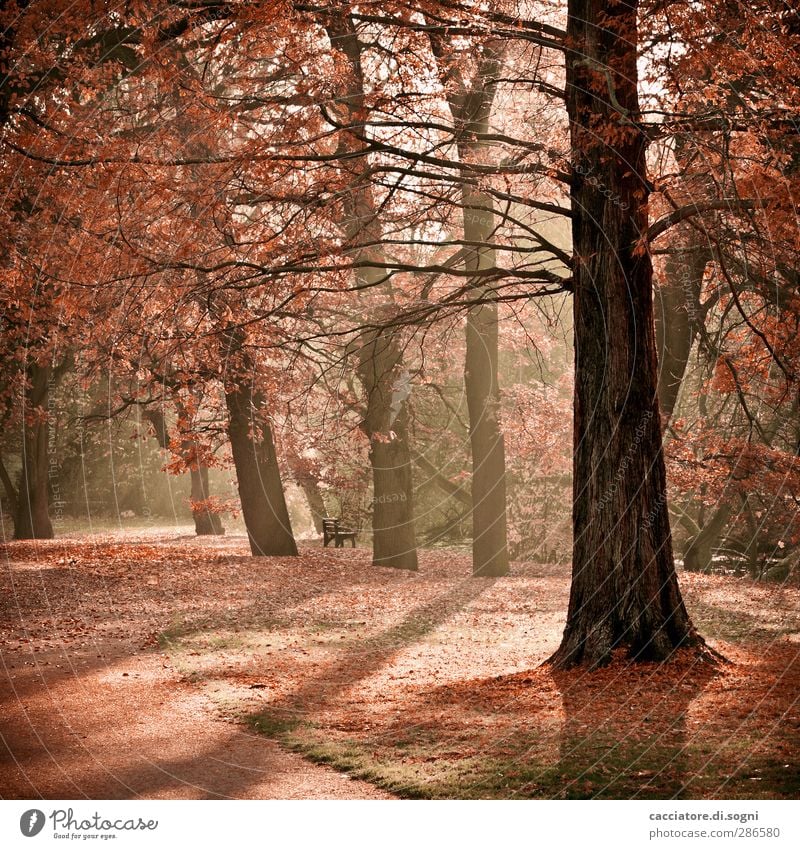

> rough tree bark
[14,362,54,540]
[225,379,298,557]
[551,0,705,667]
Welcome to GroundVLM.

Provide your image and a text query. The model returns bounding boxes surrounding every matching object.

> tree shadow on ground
[255,576,499,720]
[675,643,800,799]
[686,598,800,644]
[548,651,718,798]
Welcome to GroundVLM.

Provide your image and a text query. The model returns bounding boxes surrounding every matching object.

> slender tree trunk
[14,362,53,540]
[551,0,703,668]
[285,452,328,534]
[298,478,326,535]
[294,472,327,536]
[683,504,731,573]
[0,452,18,518]
[357,330,418,571]
[142,408,170,451]
[143,407,224,535]
[322,14,418,571]
[225,381,297,557]
[2,13,51,540]
[427,34,510,576]
[190,465,224,535]
[681,373,790,572]
[655,247,710,423]
[462,177,509,577]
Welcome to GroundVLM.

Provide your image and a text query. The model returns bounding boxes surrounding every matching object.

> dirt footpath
[0,532,392,800]
[1,641,392,799]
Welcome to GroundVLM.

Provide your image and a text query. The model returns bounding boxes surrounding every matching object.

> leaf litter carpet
[1,529,798,799]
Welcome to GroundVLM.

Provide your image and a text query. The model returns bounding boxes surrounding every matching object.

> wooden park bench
[322,517,357,548]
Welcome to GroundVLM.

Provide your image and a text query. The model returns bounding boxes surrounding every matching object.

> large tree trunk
[14,362,54,540]
[357,330,418,571]
[551,0,703,668]
[225,382,297,557]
